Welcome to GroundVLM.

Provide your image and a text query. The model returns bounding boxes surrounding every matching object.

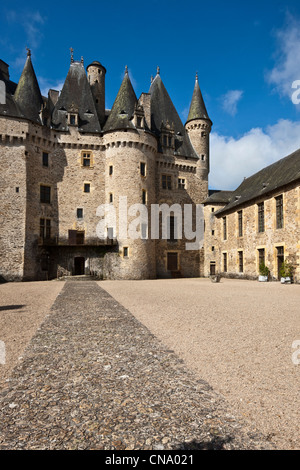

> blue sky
[2,0,300,189]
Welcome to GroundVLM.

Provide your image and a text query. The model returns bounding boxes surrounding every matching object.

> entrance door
[167,252,178,271]
[277,246,284,279]
[74,257,85,275]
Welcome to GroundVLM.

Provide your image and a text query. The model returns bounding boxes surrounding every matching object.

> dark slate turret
[52,57,101,133]
[14,49,43,123]
[149,68,197,158]
[103,66,137,132]
[0,59,22,119]
[186,73,211,125]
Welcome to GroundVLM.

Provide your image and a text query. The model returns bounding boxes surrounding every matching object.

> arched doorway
[74,257,85,276]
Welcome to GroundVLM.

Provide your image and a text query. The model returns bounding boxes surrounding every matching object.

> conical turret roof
[149,70,197,158]
[51,59,101,132]
[186,74,211,124]
[103,67,137,132]
[14,50,43,123]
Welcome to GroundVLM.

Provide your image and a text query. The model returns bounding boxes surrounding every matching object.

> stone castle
[0,50,212,281]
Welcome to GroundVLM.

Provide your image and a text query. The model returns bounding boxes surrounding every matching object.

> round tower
[185,73,212,181]
[86,61,106,127]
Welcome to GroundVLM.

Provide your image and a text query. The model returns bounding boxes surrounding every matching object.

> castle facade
[0,51,211,281]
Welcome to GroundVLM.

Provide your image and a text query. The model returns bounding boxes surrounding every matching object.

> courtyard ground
[0,278,298,449]
[102,278,300,450]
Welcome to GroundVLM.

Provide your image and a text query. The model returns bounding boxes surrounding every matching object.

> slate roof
[0,70,22,119]
[203,190,234,205]
[186,74,211,124]
[51,61,101,133]
[149,72,198,158]
[13,53,43,123]
[215,148,300,216]
[103,69,137,132]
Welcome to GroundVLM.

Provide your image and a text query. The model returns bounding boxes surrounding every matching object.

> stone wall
[204,184,300,281]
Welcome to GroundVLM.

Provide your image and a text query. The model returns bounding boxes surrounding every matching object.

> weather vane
[70,47,74,63]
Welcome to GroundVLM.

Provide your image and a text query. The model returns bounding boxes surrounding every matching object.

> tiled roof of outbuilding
[216,148,300,215]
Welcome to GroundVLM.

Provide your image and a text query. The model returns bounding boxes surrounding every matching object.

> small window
[211,208,215,213]
[276,195,283,229]
[109,165,113,175]
[77,208,83,219]
[136,117,142,128]
[141,223,148,239]
[238,210,243,237]
[178,178,185,189]
[201,155,205,161]
[223,217,227,240]
[42,152,49,167]
[212,246,215,252]
[82,152,91,167]
[238,251,244,273]
[140,162,146,177]
[258,202,265,233]
[123,247,129,258]
[40,218,51,239]
[16,187,19,193]
[69,114,76,125]
[107,227,114,239]
[212,230,215,236]
[258,248,265,267]
[109,193,113,203]
[84,183,90,193]
[162,174,172,190]
[142,190,147,205]
[223,252,228,273]
[168,215,177,242]
[40,185,51,204]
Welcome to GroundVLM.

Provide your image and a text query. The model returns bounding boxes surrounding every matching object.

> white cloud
[38,77,64,97]
[221,90,244,116]
[266,14,300,100]
[210,119,300,190]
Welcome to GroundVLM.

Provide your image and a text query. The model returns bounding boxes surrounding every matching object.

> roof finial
[81,56,84,65]
[195,71,198,81]
[70,47,74,63]
[150,75,154,84]
[125,65,128,75]
[26,47,31,57]
[157,66,160,75]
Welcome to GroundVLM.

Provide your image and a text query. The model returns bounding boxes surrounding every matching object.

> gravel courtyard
[0,277,299,449]
[102,278,300,450]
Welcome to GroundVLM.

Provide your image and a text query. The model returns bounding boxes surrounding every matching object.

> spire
[14,50,43,122]
[186,73,211,124]
[103,69,137,131]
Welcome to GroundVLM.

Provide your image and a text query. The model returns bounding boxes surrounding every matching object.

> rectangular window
[223,217,227,240]
[123,247,129,257]
[70,114,76,125]
[276,195,283,229]
[238,210,243,237]
[162,174,172,190]
[178,178,186,189]
[76,231,84,245]
[107,227,114,239]
[238,251,244,273]
[109,193,113,203]
[167,215,177,241]
[258,202,265,233]
[82,152,91,167]
[140,162,146,177]
[84,183,90,193]
[77,208,83,219]
[68,230,84,245]
[142,190,147,205]
[109,165,113,175]
[40,185,51,204]
[42,152,49,167]
[223,252,227,273]
[258,248,265,267]
[141,223,148,239]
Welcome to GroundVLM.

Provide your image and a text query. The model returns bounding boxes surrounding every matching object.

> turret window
[178,178,185,189]
[81,151,93,168]
[162,174,172,190]
[84,183,90,193]
[42,152,49,167]
[140,162,146,177]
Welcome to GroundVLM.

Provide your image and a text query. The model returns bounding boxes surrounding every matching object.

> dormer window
[68,113,78,126]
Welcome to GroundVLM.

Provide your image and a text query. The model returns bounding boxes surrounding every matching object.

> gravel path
[0,280,273,450]
[0,281,64,391]
[101,278,300,450]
